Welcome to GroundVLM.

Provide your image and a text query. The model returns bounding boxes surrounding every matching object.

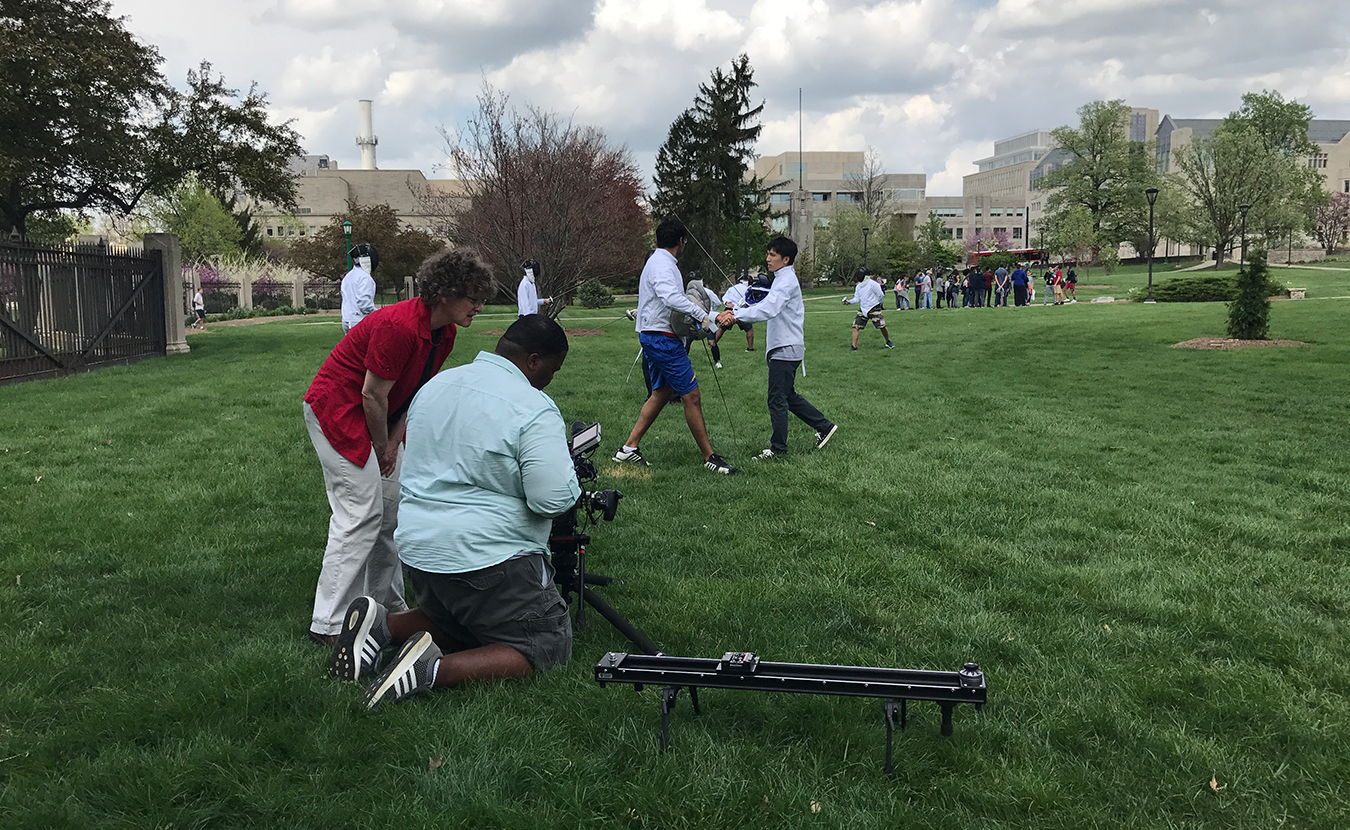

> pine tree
[1227,249,1271,340]
[650,55,773,283]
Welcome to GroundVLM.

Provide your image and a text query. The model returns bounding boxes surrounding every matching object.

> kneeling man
[329,314,582,708]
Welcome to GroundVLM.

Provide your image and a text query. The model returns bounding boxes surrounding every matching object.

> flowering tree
[1311,192,1350,254]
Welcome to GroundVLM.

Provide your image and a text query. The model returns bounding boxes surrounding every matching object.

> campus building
[755,151,926,266]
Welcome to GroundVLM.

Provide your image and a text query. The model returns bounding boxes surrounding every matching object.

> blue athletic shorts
[639,332,698,396]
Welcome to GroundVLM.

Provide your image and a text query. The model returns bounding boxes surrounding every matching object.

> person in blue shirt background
[328,315,585,709]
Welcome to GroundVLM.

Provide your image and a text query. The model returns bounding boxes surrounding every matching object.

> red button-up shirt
[304,299,456,466]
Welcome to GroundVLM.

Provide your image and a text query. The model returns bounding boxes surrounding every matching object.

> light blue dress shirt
[395,351,582,574]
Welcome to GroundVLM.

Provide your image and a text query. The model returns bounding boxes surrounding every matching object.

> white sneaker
[753,448,780,460]
[714,361,722,369]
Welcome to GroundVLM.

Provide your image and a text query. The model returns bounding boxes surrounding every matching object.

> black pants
[767,359,832,453]
[1014,285,1027,306]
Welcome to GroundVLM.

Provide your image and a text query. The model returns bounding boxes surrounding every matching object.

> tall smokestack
[357,99,378,170]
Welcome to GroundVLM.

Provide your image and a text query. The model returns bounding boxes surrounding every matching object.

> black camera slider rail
[594,652,987,777]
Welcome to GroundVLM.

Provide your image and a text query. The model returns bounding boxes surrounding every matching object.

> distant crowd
[876,263,1081,309]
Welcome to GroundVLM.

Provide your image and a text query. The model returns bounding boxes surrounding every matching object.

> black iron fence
[0,241,166,384]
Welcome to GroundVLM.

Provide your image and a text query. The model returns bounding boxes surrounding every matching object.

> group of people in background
[884,262,1079,310]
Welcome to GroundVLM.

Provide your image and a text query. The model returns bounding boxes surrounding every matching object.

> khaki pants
[303,402,408,636]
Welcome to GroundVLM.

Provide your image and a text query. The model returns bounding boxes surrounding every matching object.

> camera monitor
[571,422,602,455]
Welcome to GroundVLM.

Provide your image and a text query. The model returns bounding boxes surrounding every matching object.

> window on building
[931,207,963,217]
[1013,227,1022,239]
[974,208,982,217]
[298,207,312,214]
[994,227,1006,235]
[836,192,861,203]
[1345,180,1349,193]
[991,208,1003,217]
[287,227,295,236]
[266,227,274,237]
[1015,207,1025,216]
[943,228,954,239]
[1307,154,1328,169]
[771,216,789,233]
[812,192,830,202]
[770,192,791,204]
[892,188,924,201]
[955,227,964,239]
[300,226,308,236]
[975,227,982,236]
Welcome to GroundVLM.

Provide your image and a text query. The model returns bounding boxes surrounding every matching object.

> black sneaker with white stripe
[363,631,442,710]
[704,453,738,474]
[329,596,391,682]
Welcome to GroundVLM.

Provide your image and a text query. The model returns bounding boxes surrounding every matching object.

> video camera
[551,421,655,650]
[567,421,621,522]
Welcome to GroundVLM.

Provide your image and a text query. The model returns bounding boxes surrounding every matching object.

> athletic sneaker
[752,448,780,461]
[714,361,722,369]
[704,453,738,474]
[849,346,858,351]
[330,596,391,682]
[884,341,895,349]
[363,631,441,710]
[815,424,838,450]
[612,447,648,466]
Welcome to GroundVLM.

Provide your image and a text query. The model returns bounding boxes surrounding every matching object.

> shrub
[1138,270,1287,303]
[1228,249,1271,340]
[578,280,614,308]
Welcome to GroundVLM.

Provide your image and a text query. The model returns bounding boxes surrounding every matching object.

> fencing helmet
[349,243,379,275]
[522,259,540,284]
[670,277,713,339]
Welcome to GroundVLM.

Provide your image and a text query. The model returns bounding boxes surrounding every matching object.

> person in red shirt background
[302,248,494,646]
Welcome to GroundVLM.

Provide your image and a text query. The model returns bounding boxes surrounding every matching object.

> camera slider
[594,652,986,777]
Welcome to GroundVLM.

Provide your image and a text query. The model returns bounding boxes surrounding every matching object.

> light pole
[342,220,353,270]
[1238,204,1251,270]
[862,226,870,269]
[1145,187,1159,304]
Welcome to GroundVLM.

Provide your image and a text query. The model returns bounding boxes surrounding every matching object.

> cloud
[105,0,1350,194]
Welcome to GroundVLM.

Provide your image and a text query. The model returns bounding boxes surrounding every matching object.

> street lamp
[1238,204,1251,270]
[1145,187,1159,304]
[342,220,353,270]
[862,226,870,269]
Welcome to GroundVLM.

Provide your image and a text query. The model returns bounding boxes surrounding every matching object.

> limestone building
[754,151,925,264]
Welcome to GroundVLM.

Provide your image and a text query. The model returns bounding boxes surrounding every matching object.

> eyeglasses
[465,296,485,308]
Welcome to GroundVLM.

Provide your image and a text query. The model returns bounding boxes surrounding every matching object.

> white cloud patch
[106,0,1349,191]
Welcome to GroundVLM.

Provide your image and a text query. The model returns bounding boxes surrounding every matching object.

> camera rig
[550,422,659,655]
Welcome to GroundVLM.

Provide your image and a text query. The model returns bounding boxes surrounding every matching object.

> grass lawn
[2,292,1348,828]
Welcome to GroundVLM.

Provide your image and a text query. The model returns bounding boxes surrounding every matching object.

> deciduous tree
[286,200,441,291]
[1036,100,1159,263]
[1310,192,1350,254]
[421,85,648,312]
[0,0,300,237]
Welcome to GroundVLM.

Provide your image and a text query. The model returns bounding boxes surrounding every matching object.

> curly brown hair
[417,248,495,306]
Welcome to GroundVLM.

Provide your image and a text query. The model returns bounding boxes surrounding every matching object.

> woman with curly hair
[302,247,494,647]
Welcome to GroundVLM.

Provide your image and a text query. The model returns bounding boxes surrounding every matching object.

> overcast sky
[110,0,1350,196]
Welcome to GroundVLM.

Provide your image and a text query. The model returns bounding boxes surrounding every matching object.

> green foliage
[285,200,442,289]
[1139,265,1286,304]
[813,207,899,283]
[576,280,613,308]
[1037,100,1160,261]
[914,212,959,271]
[0,1,300,236]
[20,211,80,244]
[1041,204,1098,264]
[977,251,1020,273]
[650,55,773,278]
[150,182,242,262]
[1228,249,1272,339]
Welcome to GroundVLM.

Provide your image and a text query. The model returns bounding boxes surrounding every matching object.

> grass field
[2,287,1349,828]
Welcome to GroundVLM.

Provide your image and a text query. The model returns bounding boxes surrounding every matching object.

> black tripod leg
[884,700,899,779]
[575,546,586,630]
[940,703,953,737]
[660,687,678,752]
[581,586,659,655]
[689,686,701,715]
[583,573,614,586]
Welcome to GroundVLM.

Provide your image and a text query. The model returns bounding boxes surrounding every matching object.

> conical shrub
[1226,248,1270,340]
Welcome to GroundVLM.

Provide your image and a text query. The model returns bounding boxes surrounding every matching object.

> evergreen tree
[650,54,774,284]
[1227,249,1271,340]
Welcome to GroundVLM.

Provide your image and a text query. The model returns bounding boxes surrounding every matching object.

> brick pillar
[292,276,305,308]
[239,271,253,310]
[144,233,188,354]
